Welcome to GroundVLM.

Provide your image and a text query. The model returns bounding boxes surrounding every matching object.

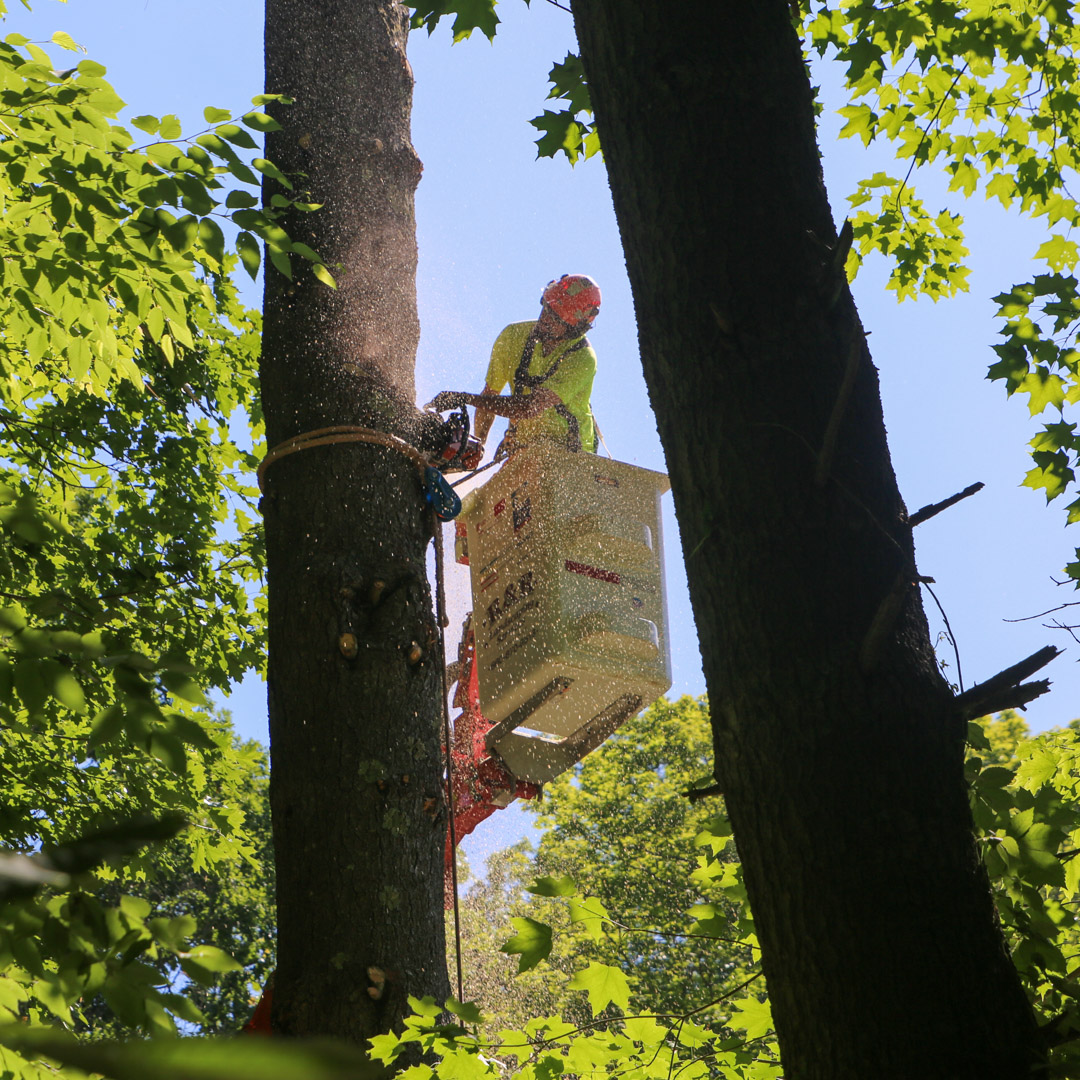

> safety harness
[510,329,592,453]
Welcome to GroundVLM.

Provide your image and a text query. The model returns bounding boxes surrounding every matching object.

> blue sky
[8,0,1080,863]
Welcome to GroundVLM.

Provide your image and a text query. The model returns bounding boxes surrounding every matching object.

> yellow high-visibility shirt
[484,321,597,452]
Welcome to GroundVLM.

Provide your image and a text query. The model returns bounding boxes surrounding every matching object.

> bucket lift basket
[455,441,672,784]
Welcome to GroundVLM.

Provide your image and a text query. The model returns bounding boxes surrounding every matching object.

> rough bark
[569,1,1044,1076]
[260,0,449,1039]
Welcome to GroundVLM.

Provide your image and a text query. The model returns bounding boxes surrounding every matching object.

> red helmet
[541,274,601,327]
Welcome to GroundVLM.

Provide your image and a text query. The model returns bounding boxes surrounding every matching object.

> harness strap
[509,331,591,452]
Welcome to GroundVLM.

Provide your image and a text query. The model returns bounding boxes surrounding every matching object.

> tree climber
[427,274,602,458]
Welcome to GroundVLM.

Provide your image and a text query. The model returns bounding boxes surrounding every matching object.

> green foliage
[453,698,771,1072]
[529,54,599,164]
[793,1,1080,582]
[0,7,310,1074]
[966,713,1080,1072]
[1,1025,383,1080]
[395,846,780,1080]
[438,703,1080,1078]
[844,172,970,300]
[82,736,275,1036]
[526,697,753,1021]
[0,814,209,1051]
[408,0,504,42]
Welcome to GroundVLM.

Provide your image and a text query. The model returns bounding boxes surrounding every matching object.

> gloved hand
[426,390,467,412]
[460,437,484,470]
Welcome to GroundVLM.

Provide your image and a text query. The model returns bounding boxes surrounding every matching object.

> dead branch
[908,481,985,528]
[685,782,724,802]
[955,645,1061,721]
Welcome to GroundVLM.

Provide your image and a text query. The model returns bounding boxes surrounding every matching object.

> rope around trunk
[256,423,466,1001]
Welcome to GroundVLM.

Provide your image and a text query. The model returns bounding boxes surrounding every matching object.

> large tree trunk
[260,0,449,1039]
[570,1,1043,1075]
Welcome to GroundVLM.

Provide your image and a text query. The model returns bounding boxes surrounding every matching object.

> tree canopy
[0,10,314,1074]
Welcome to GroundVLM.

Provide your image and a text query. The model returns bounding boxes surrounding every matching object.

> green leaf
[215,122,259,149]
[727,994,773,1040]
[163,214,199,255]
[567,962,631,1016]
[1016,745,1060,791]
[676,1020,712,1048]
[445,997,484,1025]
[225,190,258,209]
[1036,235,1079,272]
[527,874,576,897]
[500,917,552,973]
[33,977,72,1023]
[268,249,293,280]
[568,896,609,942]
[89,704,125,746]
[1018,368,1066,416]
[687,901,729,936]
[203,106,231,123]
[181,944,242,973]
[40,659,85,713]
[412,0,500,41]
[530,109,586,163]
[241,111,281,133]
[159,670,209,705]
[158,113,182,140]
[197,218,227,266]
[50,30,81,53]
[150,730,187,773]
[166,714,217,750]
[623,1016,667,1045]
[313,263,337,289]
[13,659,47,716]
[236,231,261,279]
[547,53,591,114]
[252,157,293,189]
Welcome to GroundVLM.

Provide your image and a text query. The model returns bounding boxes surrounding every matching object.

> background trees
[458,698,752,1033]
[0,17,306,1074]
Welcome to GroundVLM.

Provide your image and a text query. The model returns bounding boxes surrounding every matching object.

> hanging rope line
[256,425,429,491]
[433,518,465,1002]
[257,421,468,1000]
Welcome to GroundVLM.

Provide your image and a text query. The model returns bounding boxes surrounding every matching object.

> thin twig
[1047,619,1080,648]
[921,580,964,693]
[893,61,970,215]
[1004,600,1080,623]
